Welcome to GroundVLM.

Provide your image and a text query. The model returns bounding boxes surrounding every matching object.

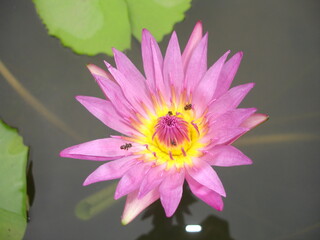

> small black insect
[120,143,132,150]
[168,111,173,116]
[170,140,177,146]
[184,103,192,111]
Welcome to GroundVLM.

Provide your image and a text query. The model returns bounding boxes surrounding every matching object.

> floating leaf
[0,121,28,240]
[33,0,192,55]
[126,0,191,42]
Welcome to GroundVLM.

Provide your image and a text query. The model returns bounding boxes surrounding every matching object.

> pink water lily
[60,22,268,225]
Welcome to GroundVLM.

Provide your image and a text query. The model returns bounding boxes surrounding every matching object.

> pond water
[1,0,319,239]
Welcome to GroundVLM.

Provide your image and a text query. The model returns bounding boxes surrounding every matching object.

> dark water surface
[1,0,320,239]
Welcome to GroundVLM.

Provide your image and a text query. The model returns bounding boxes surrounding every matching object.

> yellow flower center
[134,101,207,169]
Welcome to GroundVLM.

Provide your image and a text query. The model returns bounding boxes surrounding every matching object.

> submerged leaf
[0,121,28,240]
[33,0,191,55]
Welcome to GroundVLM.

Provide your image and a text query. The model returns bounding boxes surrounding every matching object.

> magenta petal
[163,31,184,95]
[76,96,141,136]
[208,108,257,133]
[159,169,185,217]
[241,113,269,129]
[208,83,255,120]
[150,42,170,103]
[186,174,223,211]
[60,138,134,161]
[202,145,253,166]
[83,156,138,186]
[187,159,226,197]
[225,113,269,144]
[87,64,116,83]
[90,74,135,119]
[210,127,248,146]
[105,62,154,117]
[114,162,152,200]
[138,164,167,199]
[192,51,230,117]
[185,33,208,94]
[182,21,203,70]
[214,51,244,99]
[141,29,163,93]
[121,189,160,225]
[113,48,147,87]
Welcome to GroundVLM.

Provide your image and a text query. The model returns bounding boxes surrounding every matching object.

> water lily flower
[60,22,268,225]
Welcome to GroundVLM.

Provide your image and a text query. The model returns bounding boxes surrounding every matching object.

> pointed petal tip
[114,189,126,200]
[142,28,150,34]
[114,191,121,200]
[112,47,122,56]
[86,63,95,70]
[245,82,256,90]
[221,190,226,198]
[171,31,178,39]
[216,204,224,211]
[164,210,174,218]
[121,218,129,226]
[82,178,90,186]
[82,172,97,186]
[103,60,112,69]
[193,21,203,35]
[59,148,68,158]
[196,20,203,26]
[75,95,86,103]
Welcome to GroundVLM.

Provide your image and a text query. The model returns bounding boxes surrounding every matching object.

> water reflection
[137,186,233,240]
[26,160,35,222]
[75,182,119,220]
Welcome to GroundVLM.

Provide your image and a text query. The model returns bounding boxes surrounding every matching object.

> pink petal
[226,113,269,144]
[121,189,160,225]
[163,31,184,96]
[105,62,154,117]
[138,164,167,199]
[86,67,138,122]
[186,174,223,211]
[207,108,257,133]
[114,162,152,200]
[150,41,169,103]
[207,83,255,120]
[76,96,142,137]
[113,48,147,87]
[87,72,135,119]
[202,145,252,166]
[192,51,230,117]
[83,156,138,186]
[159,168,185,217]
[185,33,208,95]
[187,159,226,197]
[209,127,248,146]
[60,138,136,161]
[182,21,203,71]
[214,51,244,99]
[240,113,269,129]
[87,64,116,83]
[141,29,163,93]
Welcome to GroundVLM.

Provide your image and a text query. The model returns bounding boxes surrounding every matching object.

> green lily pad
[126,0,191,42]
[0,121,28,240]
[33,0,191,56]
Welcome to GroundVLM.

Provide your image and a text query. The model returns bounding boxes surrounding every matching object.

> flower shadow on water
[137,185,234,240]
[74,183,233,239]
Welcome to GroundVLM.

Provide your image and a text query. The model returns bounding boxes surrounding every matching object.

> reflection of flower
[60,22,268,224]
